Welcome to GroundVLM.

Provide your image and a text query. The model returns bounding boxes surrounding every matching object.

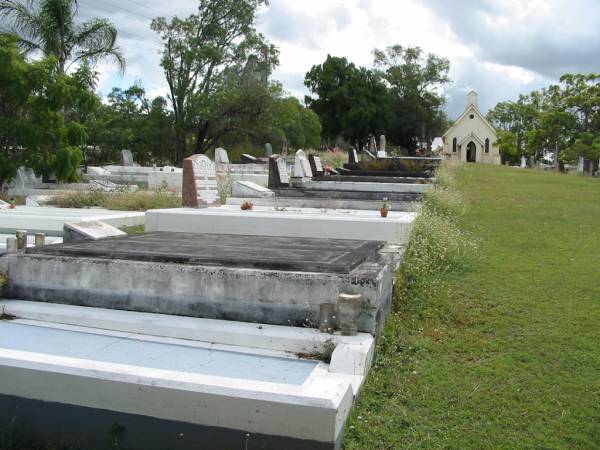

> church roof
[443,103,498,139]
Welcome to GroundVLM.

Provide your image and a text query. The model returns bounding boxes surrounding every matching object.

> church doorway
[466,141,477,163]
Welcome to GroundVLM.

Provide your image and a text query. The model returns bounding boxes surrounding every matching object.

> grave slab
[0,301,373,449]
[1,233,400,333]
[0,207,144,236]
[146,206,416,245]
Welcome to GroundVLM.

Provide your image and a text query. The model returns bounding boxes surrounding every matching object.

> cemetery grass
[344,164,600,449]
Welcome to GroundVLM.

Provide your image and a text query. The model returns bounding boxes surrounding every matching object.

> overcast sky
[75,0,600,118]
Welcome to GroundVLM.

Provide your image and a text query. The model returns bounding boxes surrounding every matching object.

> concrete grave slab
[0,302,371,449]
[0,207,144,236]
[146,206,416,245]
[1,233,400,333]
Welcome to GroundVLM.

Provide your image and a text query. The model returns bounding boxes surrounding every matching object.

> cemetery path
[344,164,600,449]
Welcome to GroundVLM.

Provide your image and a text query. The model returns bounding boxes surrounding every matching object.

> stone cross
[309,154,324,177]
[215,148,230,164]
[265,143,273,157]
[182,155,221,208]
[269,155,290,188]
[121,149,134,166]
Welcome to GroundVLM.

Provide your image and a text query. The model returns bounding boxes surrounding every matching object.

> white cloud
[66,0,600,118]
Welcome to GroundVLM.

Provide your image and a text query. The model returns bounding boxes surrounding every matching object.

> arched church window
[452,137,457,153]
[485,138,490,153]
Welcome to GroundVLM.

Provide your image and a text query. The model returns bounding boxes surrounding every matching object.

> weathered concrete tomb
[1,232,400,333]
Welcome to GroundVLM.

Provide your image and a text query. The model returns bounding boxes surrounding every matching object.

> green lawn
[345,164,600,449]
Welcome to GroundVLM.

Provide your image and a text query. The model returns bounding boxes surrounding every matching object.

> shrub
[48,189,181,211]
[395,161,475,310]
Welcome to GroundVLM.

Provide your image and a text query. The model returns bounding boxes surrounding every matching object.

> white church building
[442,91,501,164]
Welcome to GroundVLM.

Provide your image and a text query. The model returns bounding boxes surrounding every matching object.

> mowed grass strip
[344,164,600,449]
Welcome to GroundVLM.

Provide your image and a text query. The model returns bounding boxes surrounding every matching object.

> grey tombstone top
[348,148,359,165]
[64,221,126,244]
[368,135,377,154]
[277,156,290,185]
[215,147,230,164]
[294,149,312,178]
[241,154,258,163]
[121,149,134,166]
[268,155,290,188]
[301,157,313,178]
[309,154,324,176]
[265,143,273,157]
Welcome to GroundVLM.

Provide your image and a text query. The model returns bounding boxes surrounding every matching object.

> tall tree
[151,0,278,163]
[0,35,98,186]
[373,45,450,151]
[0,0,124,74]
[304,55,392,148]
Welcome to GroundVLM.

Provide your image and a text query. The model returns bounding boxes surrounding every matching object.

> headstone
[268,155,290,188]
[0,199,8,210]
[121,149,134,167]
[241,154,258,164]
[369,135,377,154]
[293,150,313,178]
[265,143,273,158]
[363,150,376,162]
[520,156,527,169]
[232,181,274,198]
[578,156,585,174]
[182,154,221,208]
[378,135,387,158]
[215,148,230,164]
[91,179,118,192]
[64,221,126,244]
[309,155,324,177]
[282,139,288,157]
[348,148,359,165]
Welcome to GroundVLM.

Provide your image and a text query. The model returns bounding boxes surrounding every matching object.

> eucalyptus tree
[151,0,278,163]
[0,0,124,73]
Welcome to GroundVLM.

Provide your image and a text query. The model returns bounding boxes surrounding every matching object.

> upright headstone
[265,143,273,157]
[369,135,377,155]
[268,155,290,188]
[182,154,221,208]
[309,154,324,177]
[282,139,288,157]
[520,156,527,169]
[578,156,585,174]
[215,147,230,164]
[121,149,134,166]
[378,135,387,158]
[348,148,359,165]
[293,150,313,178]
